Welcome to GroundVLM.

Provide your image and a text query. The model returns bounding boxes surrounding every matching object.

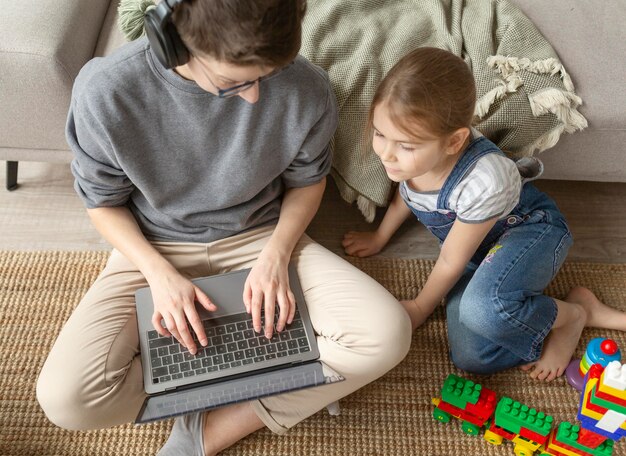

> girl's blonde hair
[369,47,476,141]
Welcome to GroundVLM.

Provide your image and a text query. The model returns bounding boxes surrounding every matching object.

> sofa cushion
[511,0,626,181]
[95,0,127,58]
[0,0,112,152]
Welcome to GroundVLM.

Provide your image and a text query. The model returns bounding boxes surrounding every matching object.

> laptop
[134,264,343,424]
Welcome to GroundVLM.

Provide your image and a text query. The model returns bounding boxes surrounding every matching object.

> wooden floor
[2,161,626,263]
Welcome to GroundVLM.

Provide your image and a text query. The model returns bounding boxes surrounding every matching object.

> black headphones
[144,0,190,69]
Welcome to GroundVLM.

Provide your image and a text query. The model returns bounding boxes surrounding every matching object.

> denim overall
[401,135,573,374]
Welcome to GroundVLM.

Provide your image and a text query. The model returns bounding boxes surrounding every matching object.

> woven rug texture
[1,251,625,456]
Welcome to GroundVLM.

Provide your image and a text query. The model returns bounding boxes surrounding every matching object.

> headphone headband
[144,0,190,69]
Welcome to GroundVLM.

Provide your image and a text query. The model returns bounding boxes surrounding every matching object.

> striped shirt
[401,131,522,224]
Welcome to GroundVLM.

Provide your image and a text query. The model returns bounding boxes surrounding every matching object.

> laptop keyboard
[147,309,311,384]
[140,363,326,423]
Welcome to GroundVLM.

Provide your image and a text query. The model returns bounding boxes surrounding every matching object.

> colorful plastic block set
[432,338,626,456]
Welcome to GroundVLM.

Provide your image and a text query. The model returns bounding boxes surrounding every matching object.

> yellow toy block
[548,439,591,456]
[512,435,541,451]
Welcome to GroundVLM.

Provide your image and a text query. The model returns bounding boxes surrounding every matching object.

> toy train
[432,338,625,456]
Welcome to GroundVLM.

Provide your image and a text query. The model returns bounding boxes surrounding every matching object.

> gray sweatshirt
[68,38,337,243]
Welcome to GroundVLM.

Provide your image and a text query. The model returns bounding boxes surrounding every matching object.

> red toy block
[438,399,487,427]
[547,430,593,456]
[519,425,549,445]
[488,420,517,440]
[465,387,498,421]
[594,384,626,408]
[588,364,604,380]
[577,428,607,449]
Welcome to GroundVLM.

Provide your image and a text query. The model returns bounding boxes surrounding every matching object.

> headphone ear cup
[163,21,190,67]
[144,2,190,69]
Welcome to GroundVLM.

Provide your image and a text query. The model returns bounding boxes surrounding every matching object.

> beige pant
[37,225,412,434]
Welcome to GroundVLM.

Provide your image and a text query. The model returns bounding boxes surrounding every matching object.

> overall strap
[437,136,504,211]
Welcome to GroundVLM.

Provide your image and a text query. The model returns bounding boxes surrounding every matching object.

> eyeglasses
[192,56,291,98]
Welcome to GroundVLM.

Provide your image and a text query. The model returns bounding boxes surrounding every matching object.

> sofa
[0,0,126,190]
[1,0,624,191]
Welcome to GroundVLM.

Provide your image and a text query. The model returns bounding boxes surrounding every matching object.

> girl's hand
[149,268,217,355]
[244,250,296,339]
[342,231,386,257]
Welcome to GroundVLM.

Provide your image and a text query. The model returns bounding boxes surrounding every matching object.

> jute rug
[1,251,625,456]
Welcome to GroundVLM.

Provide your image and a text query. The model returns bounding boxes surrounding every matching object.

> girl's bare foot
[528,313,585,382]
[526,286,626,382]
[526,291,587,382]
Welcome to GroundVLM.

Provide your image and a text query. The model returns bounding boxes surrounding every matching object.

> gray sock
[157,413,205,456]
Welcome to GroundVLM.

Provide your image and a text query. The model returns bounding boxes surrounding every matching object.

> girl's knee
[458,290,519,343]
[458,292,497,334]
[448,333,524,375]
[449,350,500,375]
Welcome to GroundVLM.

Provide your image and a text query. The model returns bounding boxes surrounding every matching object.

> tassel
[118,0,157,41]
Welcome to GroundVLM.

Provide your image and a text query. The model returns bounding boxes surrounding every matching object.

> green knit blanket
[119,0,587,221]
[299,0,587,220]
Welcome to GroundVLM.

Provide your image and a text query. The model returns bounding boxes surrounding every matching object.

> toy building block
[441,374,482,409]
[589,384,626,416]
[495,397,554,437]
[483,428,504,446]
[599,362,626,399]
[464,387,497,421]
[578,400,626,441]
[580,376,626,433]
[435,397,487,427]
[597,382,626,404]
[544,430,606,456]
[594,385,626,409]
[577,428,608,449]
[512,434,542,455]
[432,398,452,424]
[596,410,626,435]
[543,432,588,456]
[552,422,615,456]
[485,420,517,444]
[540,442,570,456]
[519,424,550,445]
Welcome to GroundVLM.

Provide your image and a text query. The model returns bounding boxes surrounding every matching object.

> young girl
[343,47,626,382]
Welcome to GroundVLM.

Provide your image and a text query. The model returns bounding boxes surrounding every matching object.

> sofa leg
[6,161,18,191]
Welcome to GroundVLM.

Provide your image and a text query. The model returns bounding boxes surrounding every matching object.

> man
[36,1,411,454]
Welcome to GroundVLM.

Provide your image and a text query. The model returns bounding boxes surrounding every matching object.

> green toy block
[555,422,614,456]
[441,374,482,409]
[590,384,626,415]
[495,397,553,436]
